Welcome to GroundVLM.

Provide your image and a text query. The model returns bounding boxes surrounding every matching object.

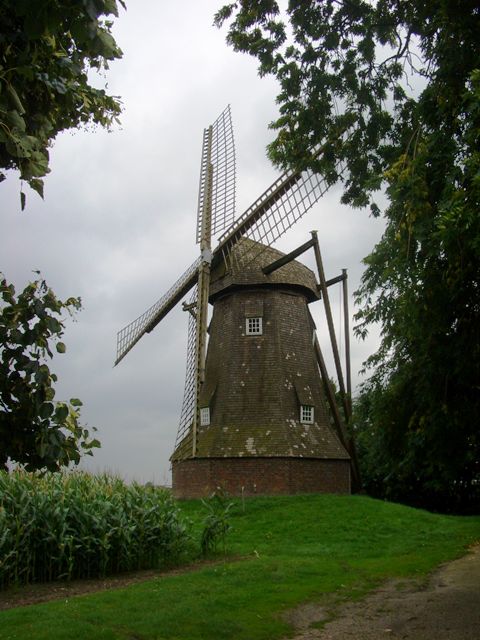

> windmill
[115,106,360,497]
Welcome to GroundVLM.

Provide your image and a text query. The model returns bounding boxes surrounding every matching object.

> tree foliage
[0,0,124,204]
[216,1,480,510]
[0,274,100,472]
[353,69,480,511]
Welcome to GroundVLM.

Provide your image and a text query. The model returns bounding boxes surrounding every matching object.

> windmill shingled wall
[171,286,349,461]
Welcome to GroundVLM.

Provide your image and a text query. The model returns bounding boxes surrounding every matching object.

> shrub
[200,492,233,557]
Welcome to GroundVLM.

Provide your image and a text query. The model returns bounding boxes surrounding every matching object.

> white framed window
[246,317,263,335]
[300,405,314,424]
[200,407,210,426]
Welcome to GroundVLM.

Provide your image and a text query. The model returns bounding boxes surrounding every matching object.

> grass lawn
[1,494,479,639]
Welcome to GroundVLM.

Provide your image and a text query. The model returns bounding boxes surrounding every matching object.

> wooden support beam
[313,335,361,492]
[262,237,316,275]
[325,273,346,288]
[314,336,349,450]
[310,231,351,423]
[342,268,352,415]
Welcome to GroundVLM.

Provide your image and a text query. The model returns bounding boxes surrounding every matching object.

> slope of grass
[1,494,478,640]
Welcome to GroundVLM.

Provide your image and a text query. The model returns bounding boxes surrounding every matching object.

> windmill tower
[115,107,360,498]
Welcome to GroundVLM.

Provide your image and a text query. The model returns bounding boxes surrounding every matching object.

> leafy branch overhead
[0,274,100,472]
[215,1,479,211]
[0,0,125,204]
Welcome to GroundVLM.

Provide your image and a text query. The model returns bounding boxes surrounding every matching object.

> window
[300,405,314,424]
[200,407,210,426]
[246,317,263,335]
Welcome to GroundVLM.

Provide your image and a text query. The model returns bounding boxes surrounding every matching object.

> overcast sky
[1,1,385,484]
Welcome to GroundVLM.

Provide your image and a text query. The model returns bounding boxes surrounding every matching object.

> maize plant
[0,471,190,589]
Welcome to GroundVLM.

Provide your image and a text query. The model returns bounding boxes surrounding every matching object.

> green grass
[1,494,478,640]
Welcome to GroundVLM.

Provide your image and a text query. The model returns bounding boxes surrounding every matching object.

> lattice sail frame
[115,257,200,365]
[174,287,198,456]
[196,105,236,244]
[216,165,339,271]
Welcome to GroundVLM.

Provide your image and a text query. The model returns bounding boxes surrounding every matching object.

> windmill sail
[115,257,200,366]
[174,287,198,457]
[116,107,236,369]
[196,105,236,244]
[215,164,337,270]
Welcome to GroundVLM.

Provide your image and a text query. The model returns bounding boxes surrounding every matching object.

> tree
[0,274,100,472]
[216,1,480,510]
[0,0,124,206]
[0,3,122,469]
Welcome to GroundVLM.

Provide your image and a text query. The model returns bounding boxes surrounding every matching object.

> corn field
[0,471,190,589]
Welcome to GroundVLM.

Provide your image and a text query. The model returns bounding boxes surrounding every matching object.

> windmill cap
[210,238,320,302]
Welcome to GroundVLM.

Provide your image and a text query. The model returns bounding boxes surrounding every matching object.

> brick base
[172,457,351,499]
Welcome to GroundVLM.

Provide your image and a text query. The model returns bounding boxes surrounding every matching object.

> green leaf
[20,191,26,210]
[6,109,26,132]
[6,84,26,115]
[30,178,44,199]
[55,403,69,422]
[56,342,66,354]
[39,402,54,419]
[0,2,123,197]
[45,387,56,401]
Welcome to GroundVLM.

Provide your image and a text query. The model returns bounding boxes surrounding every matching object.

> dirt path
[285,545,480,640]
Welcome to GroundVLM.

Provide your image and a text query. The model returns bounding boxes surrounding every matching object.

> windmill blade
[196,105,236,244]
[214,163,339,268]
[192,115,216,457]
[173,287,198,459]
[115,257,200,366]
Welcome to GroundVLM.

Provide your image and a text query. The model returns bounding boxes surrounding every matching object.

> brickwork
[172,457,351,499]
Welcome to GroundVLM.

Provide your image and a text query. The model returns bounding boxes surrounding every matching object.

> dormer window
[200,407,210,426]
[246,317,263,335]
[300,405,314,424]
